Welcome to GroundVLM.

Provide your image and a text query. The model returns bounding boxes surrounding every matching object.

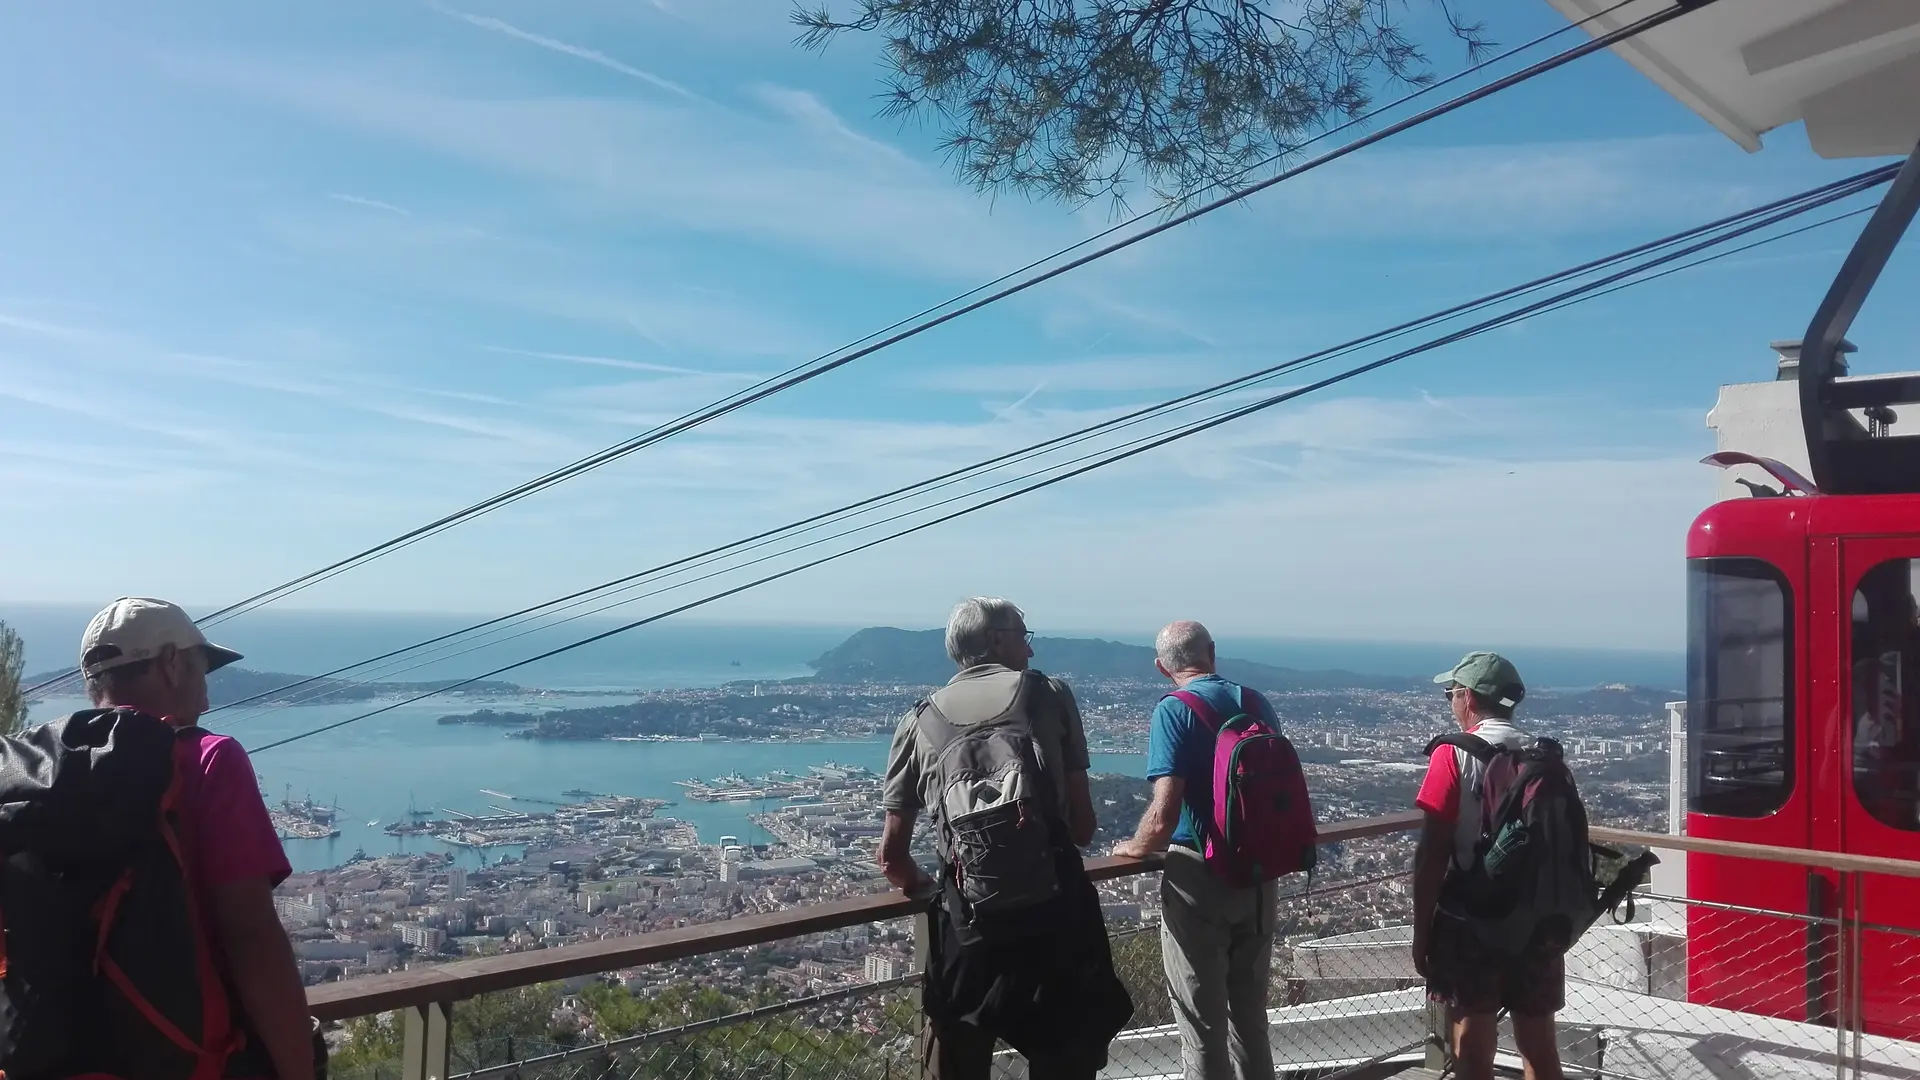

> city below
[268,654,1675,1008]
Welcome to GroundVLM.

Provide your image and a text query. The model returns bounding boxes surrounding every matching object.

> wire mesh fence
[323,839,1920,1080]
[1845,870,1920,1080]
[1467,872,1920,1080]
[325,973,924,1080]
[324,840,1423,1080]
[452,977,922,1080]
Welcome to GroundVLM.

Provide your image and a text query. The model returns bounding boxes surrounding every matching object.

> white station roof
[1546,0,1920,159]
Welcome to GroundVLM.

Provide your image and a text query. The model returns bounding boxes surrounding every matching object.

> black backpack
[1426,733,1658,956]
[915,670,1067,939]
[0,708,274,1079]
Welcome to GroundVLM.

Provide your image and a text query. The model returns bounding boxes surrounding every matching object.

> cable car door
[1838,538,1920,1040]
[1685,547,1812,1021]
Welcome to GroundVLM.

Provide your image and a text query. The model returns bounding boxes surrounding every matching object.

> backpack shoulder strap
[1424,731,1501,763]
[1167,688,1223,733]
[1236,684,1270,728]
[1013,669,1067,817]
[911,694,968,772]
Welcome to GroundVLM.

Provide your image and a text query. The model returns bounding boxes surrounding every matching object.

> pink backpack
[1168,686,1319,886]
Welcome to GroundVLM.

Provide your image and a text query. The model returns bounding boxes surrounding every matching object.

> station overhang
[1545,0,1920,158]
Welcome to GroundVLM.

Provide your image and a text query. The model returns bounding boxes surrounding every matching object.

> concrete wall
[1705,343,1920,501]
[1706,379,1813,502]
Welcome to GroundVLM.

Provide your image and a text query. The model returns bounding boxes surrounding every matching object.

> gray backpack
[915,670,1064,918]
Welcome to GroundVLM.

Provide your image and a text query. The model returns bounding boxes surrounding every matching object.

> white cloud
[1243,135,1769,241]
[255,205,822,358]
[0,310,95,341]
[326,192,413,216]
[0,301,1714,650]
[163,55,1082,282]
[484,346,760,379]
[744,84,910,165]
[911,355,1249,394]
[426,2,698,99]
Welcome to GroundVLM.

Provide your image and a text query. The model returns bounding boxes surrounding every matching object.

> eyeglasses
[998,628,1034,643]
[1442,685,1468,700]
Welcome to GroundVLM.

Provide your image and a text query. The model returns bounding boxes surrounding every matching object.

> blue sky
[1,1,1915,651]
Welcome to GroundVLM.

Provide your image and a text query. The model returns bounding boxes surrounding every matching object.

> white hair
[1155,621,1215,672]
[946,597,1025,667]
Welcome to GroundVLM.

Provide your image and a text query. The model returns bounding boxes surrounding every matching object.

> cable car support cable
[15,0,1693,701]
[245,161,1877,754]
[208,161,1884,721]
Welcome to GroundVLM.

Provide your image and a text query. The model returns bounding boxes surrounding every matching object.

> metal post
[1831,871,1872,1080]
[1810,872,1837,1027]
[1851,873,1866,1080]
[1836,873,1850,1080]
[912,907,932,1006]
[1424,997,1451,1073]
[913,906,935,1080]
[401,1000,453,1080]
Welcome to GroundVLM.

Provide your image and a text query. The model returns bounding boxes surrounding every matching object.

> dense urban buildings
[282,674,1672,1008]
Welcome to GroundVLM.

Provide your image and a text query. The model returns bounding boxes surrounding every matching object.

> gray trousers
[1160,845,1280,1080]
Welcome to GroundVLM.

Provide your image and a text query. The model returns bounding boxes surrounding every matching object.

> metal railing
[312,815,1920,1080]
[312,812,1419,1079]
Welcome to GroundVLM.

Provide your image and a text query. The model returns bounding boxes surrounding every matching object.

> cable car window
[1688,558,1793,818]
[1851,559,1920,831]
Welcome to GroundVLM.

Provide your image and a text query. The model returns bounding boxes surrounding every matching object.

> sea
[11,603,1682,872]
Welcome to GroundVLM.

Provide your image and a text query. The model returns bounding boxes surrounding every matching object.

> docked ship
[678,770,814,802]
[271,786,341,840]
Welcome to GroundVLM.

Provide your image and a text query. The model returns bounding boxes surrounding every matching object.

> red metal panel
[1685,493,1920,1035]
[1837,536,1920,1040]
[1810,493,1920,537]
[1685,496,1815,1021]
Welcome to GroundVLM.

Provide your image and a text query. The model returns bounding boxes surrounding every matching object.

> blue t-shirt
[1145,675,1280,847]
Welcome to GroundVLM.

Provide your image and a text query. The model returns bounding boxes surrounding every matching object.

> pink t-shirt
[176,730,292,894]
[170,729,290,1075]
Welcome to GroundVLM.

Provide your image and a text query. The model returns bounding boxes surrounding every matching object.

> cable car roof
[1545,0,1920,158]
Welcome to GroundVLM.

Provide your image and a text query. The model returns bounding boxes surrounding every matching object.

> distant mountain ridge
[807,626,1430,692]
[23,665,525,708]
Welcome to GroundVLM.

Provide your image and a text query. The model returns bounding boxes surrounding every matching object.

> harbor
[673,762,878,803]
[382,789,672,849]
[219,720,1142,872]
[269,788,342,841]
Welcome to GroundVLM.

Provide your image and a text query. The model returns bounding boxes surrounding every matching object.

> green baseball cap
[1433,651,1526,709]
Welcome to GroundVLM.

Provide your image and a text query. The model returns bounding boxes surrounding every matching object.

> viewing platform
[308,812,1920,1080]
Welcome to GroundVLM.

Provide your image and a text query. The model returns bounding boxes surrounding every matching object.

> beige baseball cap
[80,598,243,678]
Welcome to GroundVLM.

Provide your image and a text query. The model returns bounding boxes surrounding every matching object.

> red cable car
[1545,0,1920,1042]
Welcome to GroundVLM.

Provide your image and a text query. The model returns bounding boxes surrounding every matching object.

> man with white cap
[82,598,316,1080]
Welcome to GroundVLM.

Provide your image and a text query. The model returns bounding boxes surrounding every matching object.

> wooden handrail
[305,810,1422,1021]
[305,808,1920,1022]
[1590,825,1920,880]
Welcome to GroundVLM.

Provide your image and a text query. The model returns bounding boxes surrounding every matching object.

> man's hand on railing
[899,866,937,899]
[1110,838,1159,860]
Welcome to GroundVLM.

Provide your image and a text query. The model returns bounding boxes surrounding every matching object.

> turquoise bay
[29,692,1146,872]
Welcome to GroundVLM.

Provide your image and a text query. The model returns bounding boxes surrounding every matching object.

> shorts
[1423,912,1565,1018]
